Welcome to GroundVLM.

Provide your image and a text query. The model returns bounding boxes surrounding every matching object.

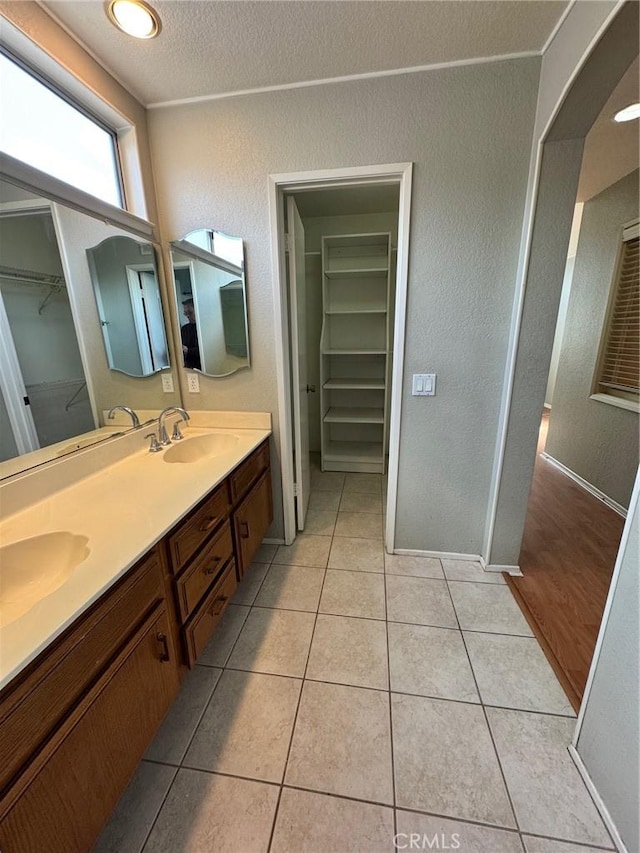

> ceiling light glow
[106,0,161,39]
[613,103,640,123]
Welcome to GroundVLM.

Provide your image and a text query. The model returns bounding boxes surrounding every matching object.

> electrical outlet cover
[187,373,200,393]
[161,374,174,393]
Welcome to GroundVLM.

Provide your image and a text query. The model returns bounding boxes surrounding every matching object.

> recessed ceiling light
[613,102,640,123]
[106,0,161,39]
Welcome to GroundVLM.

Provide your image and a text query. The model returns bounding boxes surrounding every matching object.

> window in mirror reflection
[86,237,170,377]
[0,208,94,462]
[171,229,250,377]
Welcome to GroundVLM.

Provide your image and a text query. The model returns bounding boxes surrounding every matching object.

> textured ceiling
[577,56,639,202]
[42,0,568,106]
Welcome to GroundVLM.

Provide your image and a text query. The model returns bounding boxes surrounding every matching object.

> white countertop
[0,421,271,691]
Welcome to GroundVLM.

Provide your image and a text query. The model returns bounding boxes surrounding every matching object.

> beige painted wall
[148,58,540,546]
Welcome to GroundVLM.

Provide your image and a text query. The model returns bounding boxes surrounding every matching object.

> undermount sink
[162,433,241,464]
[0,531,90,626]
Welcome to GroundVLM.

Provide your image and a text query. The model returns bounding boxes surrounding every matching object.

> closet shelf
[324,268,388,279]
[323,440,383,464]
[325,305,387,315]
[322,348,386,355]
[323,407,384,424]
[323,378,385,390]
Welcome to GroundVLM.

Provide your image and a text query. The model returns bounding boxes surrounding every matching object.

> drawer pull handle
[204,557,222,575]
[199,515,219,532]
[240,521,250,539]
[156,632,170,662]
[209,595,228,617]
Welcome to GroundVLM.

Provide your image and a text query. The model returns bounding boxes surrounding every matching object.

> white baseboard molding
[394,549,482,562]
[479,556,523,576]
[568,745,626,853]
[541,453,627,518]
[262,537,285,545]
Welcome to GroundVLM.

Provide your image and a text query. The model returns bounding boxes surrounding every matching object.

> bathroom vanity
[0,418,273,852]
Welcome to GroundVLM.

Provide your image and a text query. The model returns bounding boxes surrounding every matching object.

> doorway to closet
[269,163,412,549]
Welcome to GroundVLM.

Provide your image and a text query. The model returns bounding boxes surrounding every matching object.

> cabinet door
[233,469,273,579]
[0,607,179,853]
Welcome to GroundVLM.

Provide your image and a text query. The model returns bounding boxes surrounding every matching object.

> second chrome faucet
[145,407,190,452]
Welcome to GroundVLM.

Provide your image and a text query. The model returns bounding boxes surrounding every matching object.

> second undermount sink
[162,433,241,464]
[0,531,90,626]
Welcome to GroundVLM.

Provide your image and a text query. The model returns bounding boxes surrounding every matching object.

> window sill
[590,393,639,414]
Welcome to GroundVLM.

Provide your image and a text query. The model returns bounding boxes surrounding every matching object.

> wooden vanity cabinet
[163,438,273,666]
[0,548,180,853]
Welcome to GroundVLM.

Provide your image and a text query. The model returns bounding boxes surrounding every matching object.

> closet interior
[293,185,399,476]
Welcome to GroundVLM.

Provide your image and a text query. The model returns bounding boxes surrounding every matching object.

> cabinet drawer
[167,481,231,573]
[0,550,164,794]
[175,522,234,622]
[233,469,274,579]
[0,605,179,853]
[229,440,270,504]
[184,563,237,667]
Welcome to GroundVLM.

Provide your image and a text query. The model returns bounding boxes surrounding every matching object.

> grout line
[138,763,180,851]
[393,802,521,834]
[383,557,398,843]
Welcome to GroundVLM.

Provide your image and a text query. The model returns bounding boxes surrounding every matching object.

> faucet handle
[145,432,162,453]
[172,422,184,441]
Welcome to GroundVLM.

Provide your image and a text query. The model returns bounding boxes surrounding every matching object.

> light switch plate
[412,373,436,396]
[161,373,174,393]
[187,373,200,393]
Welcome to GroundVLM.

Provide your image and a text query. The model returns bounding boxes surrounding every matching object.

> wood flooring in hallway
[510,409,625,709]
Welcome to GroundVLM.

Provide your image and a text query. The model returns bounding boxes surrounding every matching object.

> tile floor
[97,468,614,853]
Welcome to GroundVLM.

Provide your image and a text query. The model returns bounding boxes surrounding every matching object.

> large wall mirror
[170,229,250,377]
[86,237,169,377]
[0,178,181,479]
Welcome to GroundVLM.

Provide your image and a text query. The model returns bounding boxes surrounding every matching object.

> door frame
[268,162,413,548]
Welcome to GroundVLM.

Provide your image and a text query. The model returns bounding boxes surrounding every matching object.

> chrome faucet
[157,407,190,446]
[107,406,140,428]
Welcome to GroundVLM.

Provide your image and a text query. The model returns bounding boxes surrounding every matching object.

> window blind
[598,232,639,396]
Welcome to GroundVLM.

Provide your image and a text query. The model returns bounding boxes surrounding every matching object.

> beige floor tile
[449,583,533,636]
[309,491,341,512]
[198,604,250,666]
[228,607,315,677]
[306,614,389,690]
[286,681,393,803]
[303,508,337,536]
[320,569,386,620]
[143,769,279,853]
[255,563,325,612]
[344,473,383,494]
[254,543,278,563]
[464,632,575,715]
[487,708,611,846]
[311,470,345,491]
[233,562,270,604]
[339,491,383,514]
[145,666,222,764]
[522,837,613,853]
[185,670,301,782]
[392,693,515,827]
[94,761,176,853]
[442,559,506,584]
[384,553,444,579]
[388,623,479,702]
[272,788,394,853]
[328,536,384,572]
[386,575,458,628]
[396,812,524,853]
[335,512,384,539]
[274,534,332,567]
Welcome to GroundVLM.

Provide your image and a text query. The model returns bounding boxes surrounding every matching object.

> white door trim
[268,162,413,548]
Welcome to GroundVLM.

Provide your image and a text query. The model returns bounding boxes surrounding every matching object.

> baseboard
[393,549,482,562]
[568,745,626,853]
[262,537,285,545]
[479,556,523,576]
[541,453,627,518]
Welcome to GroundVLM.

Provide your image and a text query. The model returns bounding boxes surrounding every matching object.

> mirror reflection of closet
[171,229,250,377]
[86,236,170,376]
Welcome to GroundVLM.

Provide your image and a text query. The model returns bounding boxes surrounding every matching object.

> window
[593,221,639,408]
[0,51,123,207]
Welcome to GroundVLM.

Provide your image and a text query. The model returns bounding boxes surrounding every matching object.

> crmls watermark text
[393,833,461,850]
